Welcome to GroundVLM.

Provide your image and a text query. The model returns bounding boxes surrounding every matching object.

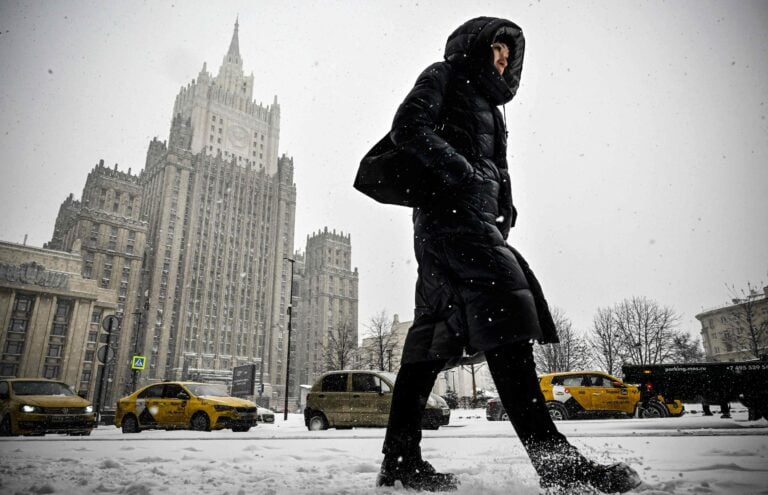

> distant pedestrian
[720,400,731,419]
[366,16,641,493]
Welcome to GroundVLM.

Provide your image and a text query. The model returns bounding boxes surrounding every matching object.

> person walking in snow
[371,16,642,493]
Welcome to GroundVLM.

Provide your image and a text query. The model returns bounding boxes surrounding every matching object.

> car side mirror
[177,392,190,400]
[612,381,625,388]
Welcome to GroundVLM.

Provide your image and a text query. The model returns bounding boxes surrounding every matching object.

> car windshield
[185,384,228,397]
[12,381,75,396]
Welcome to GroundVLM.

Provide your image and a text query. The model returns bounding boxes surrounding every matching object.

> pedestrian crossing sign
[132,356,146,370]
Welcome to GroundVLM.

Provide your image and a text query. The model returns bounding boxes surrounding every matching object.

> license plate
[50,416,69,423]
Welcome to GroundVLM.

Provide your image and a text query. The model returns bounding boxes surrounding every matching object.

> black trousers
[382,342,568,463]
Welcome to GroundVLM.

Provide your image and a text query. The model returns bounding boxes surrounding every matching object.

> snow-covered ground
[1,406,767,494]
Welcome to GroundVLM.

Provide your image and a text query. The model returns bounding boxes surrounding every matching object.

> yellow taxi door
[561,375,593,410]
[591,374,634,413]
[155,383,187,426]
[136,384,164,426]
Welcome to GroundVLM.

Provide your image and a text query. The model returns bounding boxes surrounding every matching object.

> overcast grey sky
[1,0,766,339]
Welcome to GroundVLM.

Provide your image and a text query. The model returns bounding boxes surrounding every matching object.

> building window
[79,370,92,392]
[51,300,72,334]
[14,295,32,313]
[9,319,27,333]
[43,365,59,379]
[4,340,23,355]
[0,363,17,377]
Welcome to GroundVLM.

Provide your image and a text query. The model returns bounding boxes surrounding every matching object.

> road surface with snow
[1,406,767,494]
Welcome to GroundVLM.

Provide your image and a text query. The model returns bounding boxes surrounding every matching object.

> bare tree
[325,318,357,371]
[669,332,705,363]
[534,307,590,373]
[613,296,680,365]
[586,306,624,376]
[721,281,768,359]
[361,310,399,371]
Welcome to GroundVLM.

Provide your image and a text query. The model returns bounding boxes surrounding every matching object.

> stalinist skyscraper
[142,19,296,405]
[49,20,296,407]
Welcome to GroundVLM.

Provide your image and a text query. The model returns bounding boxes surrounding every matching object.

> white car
[257,407,275,423]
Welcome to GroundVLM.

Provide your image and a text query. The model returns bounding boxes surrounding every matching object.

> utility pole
[131,310,143,392]
[283,257,295,421]
[94,315,119,424]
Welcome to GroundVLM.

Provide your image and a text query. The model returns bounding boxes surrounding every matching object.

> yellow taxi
[0,378,95,436]
[115,381,258,433]
[487,371,684,421]
[539,371,642,420]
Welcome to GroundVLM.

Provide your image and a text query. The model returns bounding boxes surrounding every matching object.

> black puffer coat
[391,17,558,366]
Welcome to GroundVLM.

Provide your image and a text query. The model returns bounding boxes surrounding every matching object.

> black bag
[353,133,431,207]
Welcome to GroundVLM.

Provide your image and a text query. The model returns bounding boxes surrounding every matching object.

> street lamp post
[283,257,295,421]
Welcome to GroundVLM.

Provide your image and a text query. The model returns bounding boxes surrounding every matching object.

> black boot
[534,442,641,493]
[376,454,458,491]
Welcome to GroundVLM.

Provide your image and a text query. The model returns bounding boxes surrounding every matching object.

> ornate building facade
[0,241,118,399]
[43,160,147,402]
[46,21,296,408]
[293,228,359,397]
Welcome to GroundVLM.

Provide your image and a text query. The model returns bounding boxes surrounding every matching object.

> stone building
[0,240,117,399]
[696,286,768,362]
[45,20,296,408]
[45,160,147,401]
[293,228,359,398]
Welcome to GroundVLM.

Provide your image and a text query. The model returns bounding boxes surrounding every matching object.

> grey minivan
[303,370,450,431]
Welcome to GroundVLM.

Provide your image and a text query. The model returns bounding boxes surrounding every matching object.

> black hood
[444,17,525,106]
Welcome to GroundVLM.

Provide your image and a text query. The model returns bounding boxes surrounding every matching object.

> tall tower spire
[213,18,249,96]
[227,17,241,63]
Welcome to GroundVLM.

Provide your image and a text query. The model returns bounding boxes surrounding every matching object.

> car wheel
[639,402,667,418]
[190,412,211,431]
[232,426,250,432]
[499,411,509,422]
[121,414,140,433]
[546,402,569,421]
[0,414,15,436]
[422,421,439,430]
[307,413,328,431]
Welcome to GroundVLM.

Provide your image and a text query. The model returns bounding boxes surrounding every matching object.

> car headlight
[85,405,93,413]
[214,405,234,412]
[21,404,40,413]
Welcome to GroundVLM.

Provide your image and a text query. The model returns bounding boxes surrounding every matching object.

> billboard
[231,364,256,397]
